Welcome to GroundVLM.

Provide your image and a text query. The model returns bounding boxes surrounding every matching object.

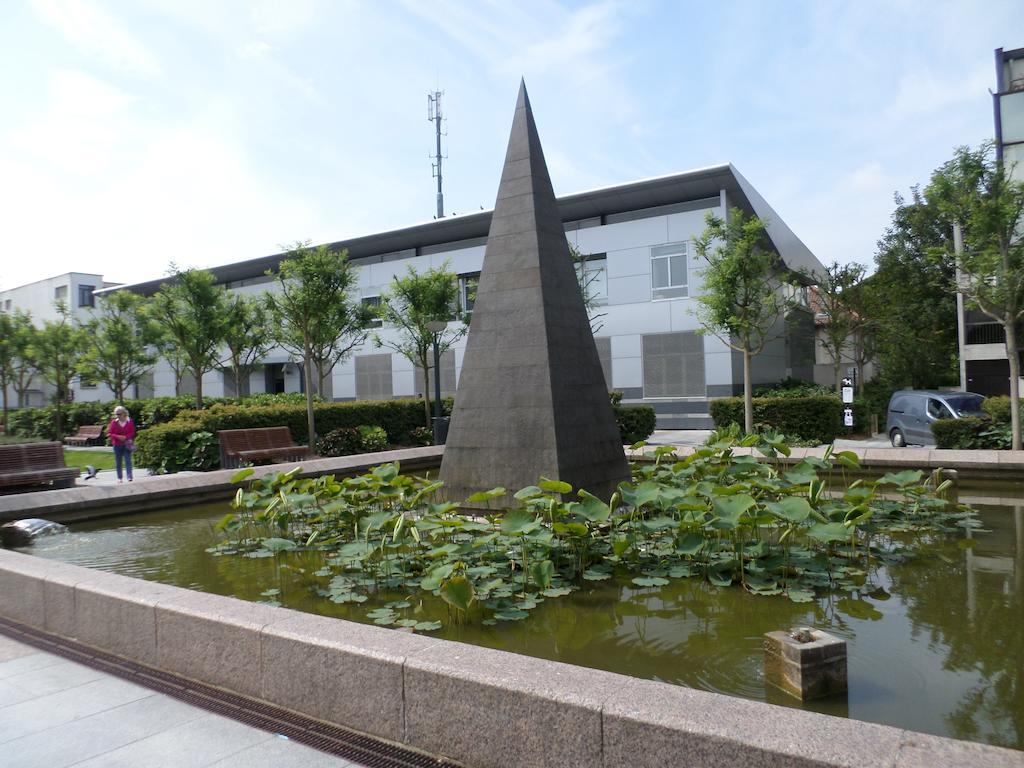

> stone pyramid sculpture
[439,81,630,503]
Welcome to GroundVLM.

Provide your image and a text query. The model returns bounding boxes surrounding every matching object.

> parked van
[886,390,987,447]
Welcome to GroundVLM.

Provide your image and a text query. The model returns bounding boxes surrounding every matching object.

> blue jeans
[114,444,133,480]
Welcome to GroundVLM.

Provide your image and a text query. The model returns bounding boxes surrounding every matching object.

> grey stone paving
[0,633,356,768]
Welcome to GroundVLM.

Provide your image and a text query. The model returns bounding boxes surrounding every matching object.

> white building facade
[106,164,822,429]
[0,272,121,408]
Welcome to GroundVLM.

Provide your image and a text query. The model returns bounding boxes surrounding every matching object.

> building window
[361,296,383,328]
[78,375,97,389]
[2,300,11,312]
[459,273,480,314]
[355,354,393,400]
[54,285,68,301]
[651,243,688,300]
[577,255,608,303]
[78,285,95,308]
[642,332,705,397]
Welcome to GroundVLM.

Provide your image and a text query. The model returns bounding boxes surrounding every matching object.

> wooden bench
[64,424,104,447]
[217,427,311,469]
[0,442,79,491]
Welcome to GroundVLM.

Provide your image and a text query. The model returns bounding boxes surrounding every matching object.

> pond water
[17,491,1024,751]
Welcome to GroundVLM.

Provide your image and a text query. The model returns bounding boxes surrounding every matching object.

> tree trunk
[0,375,8,431]
[1006,319,1022,451]
[421,361,432,428]
[742,348,754,433]
[303,344,317,448]
[195,371,204,410]
[834,359,843,395]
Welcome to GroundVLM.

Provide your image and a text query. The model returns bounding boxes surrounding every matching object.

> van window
[927,399,951,419]
[943,393,985,415]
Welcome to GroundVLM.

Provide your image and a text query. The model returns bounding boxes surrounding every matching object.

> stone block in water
[763,627,847,700]
[0,519,68,548]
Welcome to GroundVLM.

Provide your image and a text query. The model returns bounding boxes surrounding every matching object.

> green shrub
[134,421,219,474]
[931,416,1012,449]
[754,378,834,398]
[981,396,1019,424]
[7,392,332,440]
[614,405,656,444]
[317,425,389,457]
[710,396,844,444]
[932,417,987,449]
[135,398,430,472]
[409,426,434,446]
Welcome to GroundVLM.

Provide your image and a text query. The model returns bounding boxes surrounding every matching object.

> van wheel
[890,428,906,448]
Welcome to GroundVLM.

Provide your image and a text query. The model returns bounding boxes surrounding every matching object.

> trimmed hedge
[931,417,986,449]
[981,396,1019,424]
[317,425,389,457]
[615,404,656,444]
[7,393,317,441]
[931,416,1013,449]
[136,396,658,473]
[709,396,844,444]
[136,398,434,471]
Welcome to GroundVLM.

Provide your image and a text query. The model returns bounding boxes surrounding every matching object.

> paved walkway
[0,632,357,768]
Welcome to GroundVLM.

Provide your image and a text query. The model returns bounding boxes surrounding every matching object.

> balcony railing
[965,323,1006,345]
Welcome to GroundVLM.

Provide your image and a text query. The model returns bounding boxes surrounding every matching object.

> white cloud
[884,67,993,122]
[0,69,334,289]
[844,161,891,194]
[31,0,162,77]
[238,40,272,59]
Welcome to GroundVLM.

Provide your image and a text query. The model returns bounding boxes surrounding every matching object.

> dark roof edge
[101,163,821,295]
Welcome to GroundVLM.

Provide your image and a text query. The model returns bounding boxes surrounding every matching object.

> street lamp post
[425,320,448,444]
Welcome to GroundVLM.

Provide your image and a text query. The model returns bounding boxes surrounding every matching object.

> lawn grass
[62,449,117,471]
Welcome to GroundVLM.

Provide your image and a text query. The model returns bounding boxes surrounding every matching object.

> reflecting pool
[19,492,1024,750]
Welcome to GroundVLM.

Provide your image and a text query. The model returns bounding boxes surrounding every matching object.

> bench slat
[217,427,310,469]
[0,442,78,491]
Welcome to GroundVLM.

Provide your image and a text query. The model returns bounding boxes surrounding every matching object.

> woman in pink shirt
[108,405,136,483]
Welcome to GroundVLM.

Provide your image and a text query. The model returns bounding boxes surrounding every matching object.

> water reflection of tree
[886,509,1023,749]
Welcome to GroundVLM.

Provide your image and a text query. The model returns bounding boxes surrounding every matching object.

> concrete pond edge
[0,445,446,523]
[0,550,1021,768]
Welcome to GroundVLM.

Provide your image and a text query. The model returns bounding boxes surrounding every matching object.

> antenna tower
[428,90,446,218]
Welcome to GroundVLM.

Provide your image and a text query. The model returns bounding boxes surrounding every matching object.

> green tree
[843,279,879,396]
[34,302,86,437]
[221,294,272,397]
[150,266,229,409]
[265,241,371,445]
[813,260,868,393]
[865,190,959,390]
[926,144,1024,449]
[0,312,19,430]
[8,311,39,409]
[79,291,158,402]
[694,208,795,433]
[376,264,467,426]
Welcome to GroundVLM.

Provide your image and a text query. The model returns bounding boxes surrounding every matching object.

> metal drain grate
[0,617,458,768]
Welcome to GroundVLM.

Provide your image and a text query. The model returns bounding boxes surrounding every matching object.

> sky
[0,0,1021,290]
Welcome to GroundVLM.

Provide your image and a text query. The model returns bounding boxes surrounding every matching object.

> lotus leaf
[440,575,475,612]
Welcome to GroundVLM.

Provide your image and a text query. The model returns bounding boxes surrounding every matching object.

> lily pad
[787,588,816,603]
[632,576,669,587]
[493,609,530,621]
